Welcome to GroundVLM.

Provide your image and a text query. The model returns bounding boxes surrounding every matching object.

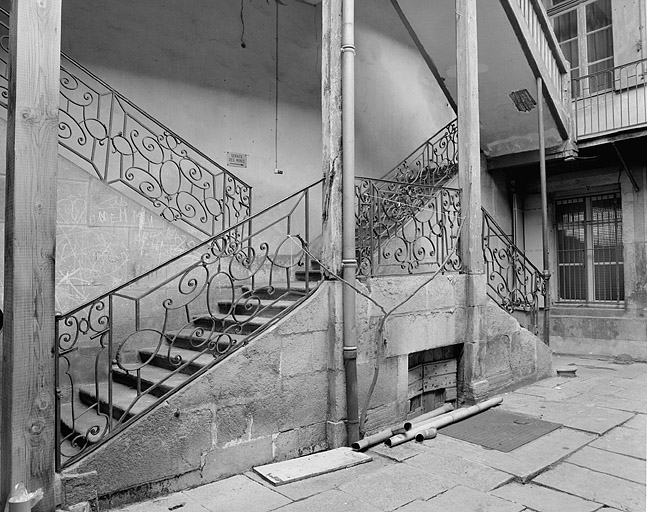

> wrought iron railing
[354,119,460,277]
[55,180,322,469]
[355,178,462,277]
[482,208,546,334]
[573,58,647,139]
[0,8,251,237]
[379,118,458,185]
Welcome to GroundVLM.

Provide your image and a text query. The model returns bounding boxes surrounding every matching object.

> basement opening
[407,344,462,419]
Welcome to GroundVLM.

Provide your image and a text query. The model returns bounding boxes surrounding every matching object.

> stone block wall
[62,273,552,508]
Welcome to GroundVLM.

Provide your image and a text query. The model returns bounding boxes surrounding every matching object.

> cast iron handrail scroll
[482,208,546,333]
[355,119,460,277]
[0,8,251,237]
[55,180,322,469]
[355,178,462,277]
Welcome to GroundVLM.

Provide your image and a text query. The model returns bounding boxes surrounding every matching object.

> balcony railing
[0,8,251,238]
[573,58,647,139]
[355,178,462,277]
[482,208,546,334]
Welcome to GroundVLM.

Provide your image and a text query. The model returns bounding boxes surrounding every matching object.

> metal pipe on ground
[415,427,438,442]
[385,396,503,448]
[352,403,452,451]
[404,403,454,431]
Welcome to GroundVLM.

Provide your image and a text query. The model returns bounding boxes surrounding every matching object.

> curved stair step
[137,345,216,374]
[217,298,295,317]
[112,364,193,398]
[241,286,308,301]
[163,327,248,352]
[79,381,159,422]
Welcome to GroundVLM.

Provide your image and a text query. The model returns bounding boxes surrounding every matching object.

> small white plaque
[227,152,247,168]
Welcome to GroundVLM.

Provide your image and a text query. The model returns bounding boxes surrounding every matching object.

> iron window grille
[556,192,624,304]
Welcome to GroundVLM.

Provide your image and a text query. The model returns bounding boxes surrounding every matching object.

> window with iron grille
[556,192,624,304]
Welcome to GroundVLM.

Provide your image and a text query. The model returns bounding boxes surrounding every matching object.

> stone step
[163,326,248,352]
[241,285,308,301]
[217,299,295,317]
[137,345,216,374]
[295,269,324,282]
[59,398,117,449]
[79,381,158,423]
[112,363,194,398]
[190,313,270,335]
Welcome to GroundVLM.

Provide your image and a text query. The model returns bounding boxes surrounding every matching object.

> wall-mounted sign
[227,152,248,168]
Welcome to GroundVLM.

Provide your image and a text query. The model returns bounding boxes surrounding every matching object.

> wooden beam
[390,0,458,113]
[500,0,571,140]
[457,0,483,275]
[1,0,61,510]
[321,0,343,274]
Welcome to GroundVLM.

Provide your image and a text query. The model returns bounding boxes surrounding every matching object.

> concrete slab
[491,482,602,512]
[501,394,634,434]
[400,485,524,512]
[589,425,646,460]
[113,492,210,512]
[575,393,647,414]
[513,383,583,401]
[430,427,595,481]
[534,462,646,512]
[253,448,372,486]
[244,455,394,502]
[404,445,514,492]
[338,462,455,511]
[369,440,425,462]
[622,413,646,431]
[566,446,646,484]
[183,475,291,512]
[272,489,381,512]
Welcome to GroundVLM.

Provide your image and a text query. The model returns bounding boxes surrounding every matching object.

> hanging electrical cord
[240,0,247,48]
[274,0,280,172]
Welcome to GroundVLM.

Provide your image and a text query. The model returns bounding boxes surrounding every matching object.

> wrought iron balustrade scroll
[380,118,458,185]
[55,180,322,469]
[355,178,462,277]
[0,8,250,237]
[482,208,546,334]
[354,118,460,277]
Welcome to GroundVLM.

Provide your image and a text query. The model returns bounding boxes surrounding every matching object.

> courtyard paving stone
[272,489,381,512]
[183,475,291,512]
[500,393,634,434]
[406,485,525,512]
[589,425,646,459]
[337,463,455,511]
[404,446,514,492]
[533,462,646,512]
[491,482,603,512]
[566,445,646,484]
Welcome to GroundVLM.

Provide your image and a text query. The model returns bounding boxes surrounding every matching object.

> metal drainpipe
[341,0,360,444]
[537,76,551,346]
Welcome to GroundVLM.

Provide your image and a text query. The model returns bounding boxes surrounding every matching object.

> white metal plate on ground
[253,447,372,486]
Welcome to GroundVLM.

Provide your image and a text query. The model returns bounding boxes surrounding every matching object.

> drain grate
[439,408,562,452]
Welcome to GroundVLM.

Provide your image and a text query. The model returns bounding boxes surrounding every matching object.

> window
[549,0,614,94]
[556,192,624,304]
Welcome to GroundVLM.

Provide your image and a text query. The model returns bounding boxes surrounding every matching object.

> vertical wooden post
[457,0,483,276]
[1,0,61,510]
[321,0,343,274]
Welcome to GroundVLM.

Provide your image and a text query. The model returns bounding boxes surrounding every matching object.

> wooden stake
[1,0,61,510]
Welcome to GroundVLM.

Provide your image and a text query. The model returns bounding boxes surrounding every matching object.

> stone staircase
[60,262,324,460]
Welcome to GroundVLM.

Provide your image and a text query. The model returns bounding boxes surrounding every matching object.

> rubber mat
[439,408,562,452]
